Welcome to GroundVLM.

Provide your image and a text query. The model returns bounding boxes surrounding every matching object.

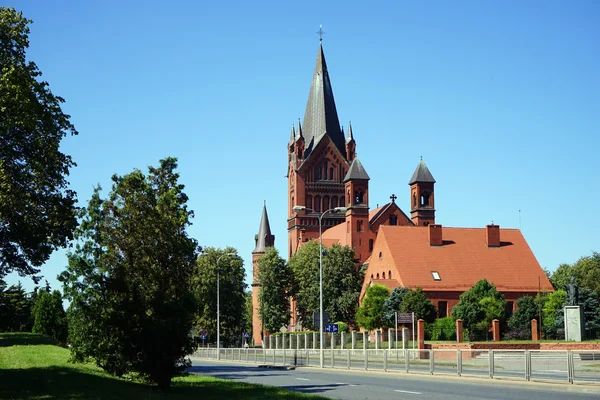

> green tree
[243,290,253,339]
[356,284,390,331]
[257,247,292,333]
[506,296,538,339]
[572,252,600,297]
[382,286,410,326]
[549,263,573,291]
[0,282,32,331]
[542,289,567,335]
[32,290,67,343]
[193,247,246,346]
[59,158,198,391]
[452,279,506,340]
[400,287,436,324]
[0,7,77,281]
[289,241,363,329]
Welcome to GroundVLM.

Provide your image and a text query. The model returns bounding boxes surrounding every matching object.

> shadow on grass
[0,333,56,347]
[0,366,328,400]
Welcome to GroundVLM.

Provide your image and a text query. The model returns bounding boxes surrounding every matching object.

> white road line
[394,389,422,395]
[296,378,310,381]
[335,383,346,385]
[349,384,358,387]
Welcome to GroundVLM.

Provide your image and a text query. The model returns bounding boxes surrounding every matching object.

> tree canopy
[382,286,410,326]
[356,284,390,331]
[1,7,78,281]
[32,289,67,343]
[289,241,363,329]
[193,247,246,346]
[60,158,198,391]
[400,287,436,324]
[506,296,538,339]
[256,247,292,333]
[549,252,600,297]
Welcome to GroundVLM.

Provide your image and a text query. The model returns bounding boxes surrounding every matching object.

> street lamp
[292,205,347,368]
[199,251,238,360]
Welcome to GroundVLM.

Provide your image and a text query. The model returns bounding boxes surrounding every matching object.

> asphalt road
[189,359,600,400]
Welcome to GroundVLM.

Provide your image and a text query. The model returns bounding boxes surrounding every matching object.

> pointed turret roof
[343,157,370,182]
[408,158,436,185]
[301,44,345,158]
[346,121,355,143]
[289,124,296,144]
[253,202,275,253]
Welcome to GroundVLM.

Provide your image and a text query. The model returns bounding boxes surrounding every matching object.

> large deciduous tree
[59,158,198,391]
[256,247,292,333]
[356,284,390,331]
[193,247,246,346]
[400,287,436,324]
[289,241,363,329]
[0,7,77,281]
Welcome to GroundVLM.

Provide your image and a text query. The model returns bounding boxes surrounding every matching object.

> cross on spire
[317,24,325,42]
[390,194,397,203]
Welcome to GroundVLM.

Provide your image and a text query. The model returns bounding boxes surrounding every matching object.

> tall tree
[506,296,538,339]
[1,281,32,331]
[572,252,600,297]
[356,284,390,331]
[400,287,436,324]
[256,247,292,333]
[289,241,363,329]
[550,263,573,291]
[382,286,410,326]
[59,158,198,391]
[193,247,246,346]
[32,289,67,343]
[0,8,78,281]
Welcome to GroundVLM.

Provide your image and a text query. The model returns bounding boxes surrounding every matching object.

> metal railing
[193,348,600,385]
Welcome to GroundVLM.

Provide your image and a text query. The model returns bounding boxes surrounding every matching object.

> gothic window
[389,214,398,226]
[329,168,334,180]
[371,274,374,279]
[331,196,338,208]
[377,273,380,279]
[382,271,386,279]
[323,196,330,211]
[306,196,312,210]
[369,239,374,252]
[388,270,392,279]
[421,192,430,207]
[357,220,364,232]
[355,190,364,204]
[339,196,345,207]
[413,193,417,207]
[314,195,321,212]
[316,167,322,180]
[347,189,351,205]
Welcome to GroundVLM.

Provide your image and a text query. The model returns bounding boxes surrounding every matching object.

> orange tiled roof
[372,225,553,293]
[322,222,348,246]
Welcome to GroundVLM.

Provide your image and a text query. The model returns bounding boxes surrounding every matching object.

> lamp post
[292,205,347,368]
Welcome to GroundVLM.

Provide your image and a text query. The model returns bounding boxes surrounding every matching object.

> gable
[296,135,349,177]
[369,201,413,233]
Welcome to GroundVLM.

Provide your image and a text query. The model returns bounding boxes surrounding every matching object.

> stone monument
[564,276,584,341]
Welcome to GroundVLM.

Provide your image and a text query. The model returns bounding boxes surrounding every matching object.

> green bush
[431,317,456,341]
[334,321,349,333]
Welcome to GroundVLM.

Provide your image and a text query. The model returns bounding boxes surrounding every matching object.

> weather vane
[317,24,325,42]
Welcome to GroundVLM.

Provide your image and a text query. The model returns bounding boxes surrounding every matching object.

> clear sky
[4,0,599,294]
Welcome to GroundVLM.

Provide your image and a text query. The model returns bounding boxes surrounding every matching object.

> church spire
[253,202,275,253]
[301,43,345,158]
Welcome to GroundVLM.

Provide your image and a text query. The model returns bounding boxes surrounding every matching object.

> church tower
[251,202,275,346]
[409,158,436,226]
[343,157,370,261]
[288,43,352,257]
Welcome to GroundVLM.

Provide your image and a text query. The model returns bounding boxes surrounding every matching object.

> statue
[567,275,579,306]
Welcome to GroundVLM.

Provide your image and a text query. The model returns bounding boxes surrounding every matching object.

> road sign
[313,312,329,328]
[280,326,287,333]
[200,335,206,340]
[325,324,339,333]
[200,330,207,336]
[243,332,250,338]
[397,313,413,323]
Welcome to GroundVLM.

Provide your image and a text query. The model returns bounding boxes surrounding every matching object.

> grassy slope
[0,333,326,400]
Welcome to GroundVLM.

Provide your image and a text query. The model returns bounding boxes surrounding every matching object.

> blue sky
[4,0,599,293]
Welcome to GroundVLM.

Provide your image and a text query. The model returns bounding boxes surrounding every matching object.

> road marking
[394,389,421,395]
[349,384,357,387]
[335,382,346,385]
[296,378,310,381]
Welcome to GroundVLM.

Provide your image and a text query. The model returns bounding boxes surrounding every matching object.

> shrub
[431,317,456,341]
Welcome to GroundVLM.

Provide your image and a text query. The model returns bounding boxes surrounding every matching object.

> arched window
[347,189,351,205]
[306,196,312,210]
[379,252,383,259]
[389,214,398,226]
[355,190,364,204]
[389,270,392,279]
[421,192,430,207]
[371,274,374,279]
[317,167,322,180]
[382,271,386,279]
[314,195,321,212]
[329,168,334,180]
[339,196,345,207]
[376,273,380,279]
[369,239,374,252]
[331,196,338,208]
[413,193,417,207]
[323,196,329,211]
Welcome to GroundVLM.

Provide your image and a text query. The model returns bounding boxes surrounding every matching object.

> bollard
[375,330,381,350]
[341,331,346,350]
[352,331,357,350]
[363,331,368,350]
[388,328,394,350]
[313,332,318,350]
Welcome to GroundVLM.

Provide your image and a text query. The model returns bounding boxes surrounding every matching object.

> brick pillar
[531,319,539,341]
[456,319,463,343]
[417,319,425,350]
[492,319,500,341]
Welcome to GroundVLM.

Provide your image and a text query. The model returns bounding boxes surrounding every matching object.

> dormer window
[431,271,441,281]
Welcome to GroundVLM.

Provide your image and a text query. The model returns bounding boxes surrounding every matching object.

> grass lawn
[0,333,327,400]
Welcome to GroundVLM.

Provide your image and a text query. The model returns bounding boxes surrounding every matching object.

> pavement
[189,358,600,400]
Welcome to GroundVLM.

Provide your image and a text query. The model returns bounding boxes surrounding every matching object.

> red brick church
[250,43,552,346]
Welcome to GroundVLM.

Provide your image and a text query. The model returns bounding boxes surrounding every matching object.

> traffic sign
[325,324,339,333]
[313,312,329,328]
[200,330,207,336]
[243,332,250,338]
[280,326,287,333]
[200,335,206,340]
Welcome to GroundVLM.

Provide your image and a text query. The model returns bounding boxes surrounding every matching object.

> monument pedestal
[564,306,584,341]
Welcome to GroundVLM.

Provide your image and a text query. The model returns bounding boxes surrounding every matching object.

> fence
[193,347,600,385]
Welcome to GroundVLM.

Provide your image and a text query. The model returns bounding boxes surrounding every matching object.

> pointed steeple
[297,118,303,140]
[408,158,436,185]
[253,202,275,253]
[346,121,355,143]
[301,44,345,158]
[343,157,370,182]
[289,124,296,144]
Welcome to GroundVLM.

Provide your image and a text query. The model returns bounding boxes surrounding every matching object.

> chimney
[486,224,500,247]
[428,224,443,246]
